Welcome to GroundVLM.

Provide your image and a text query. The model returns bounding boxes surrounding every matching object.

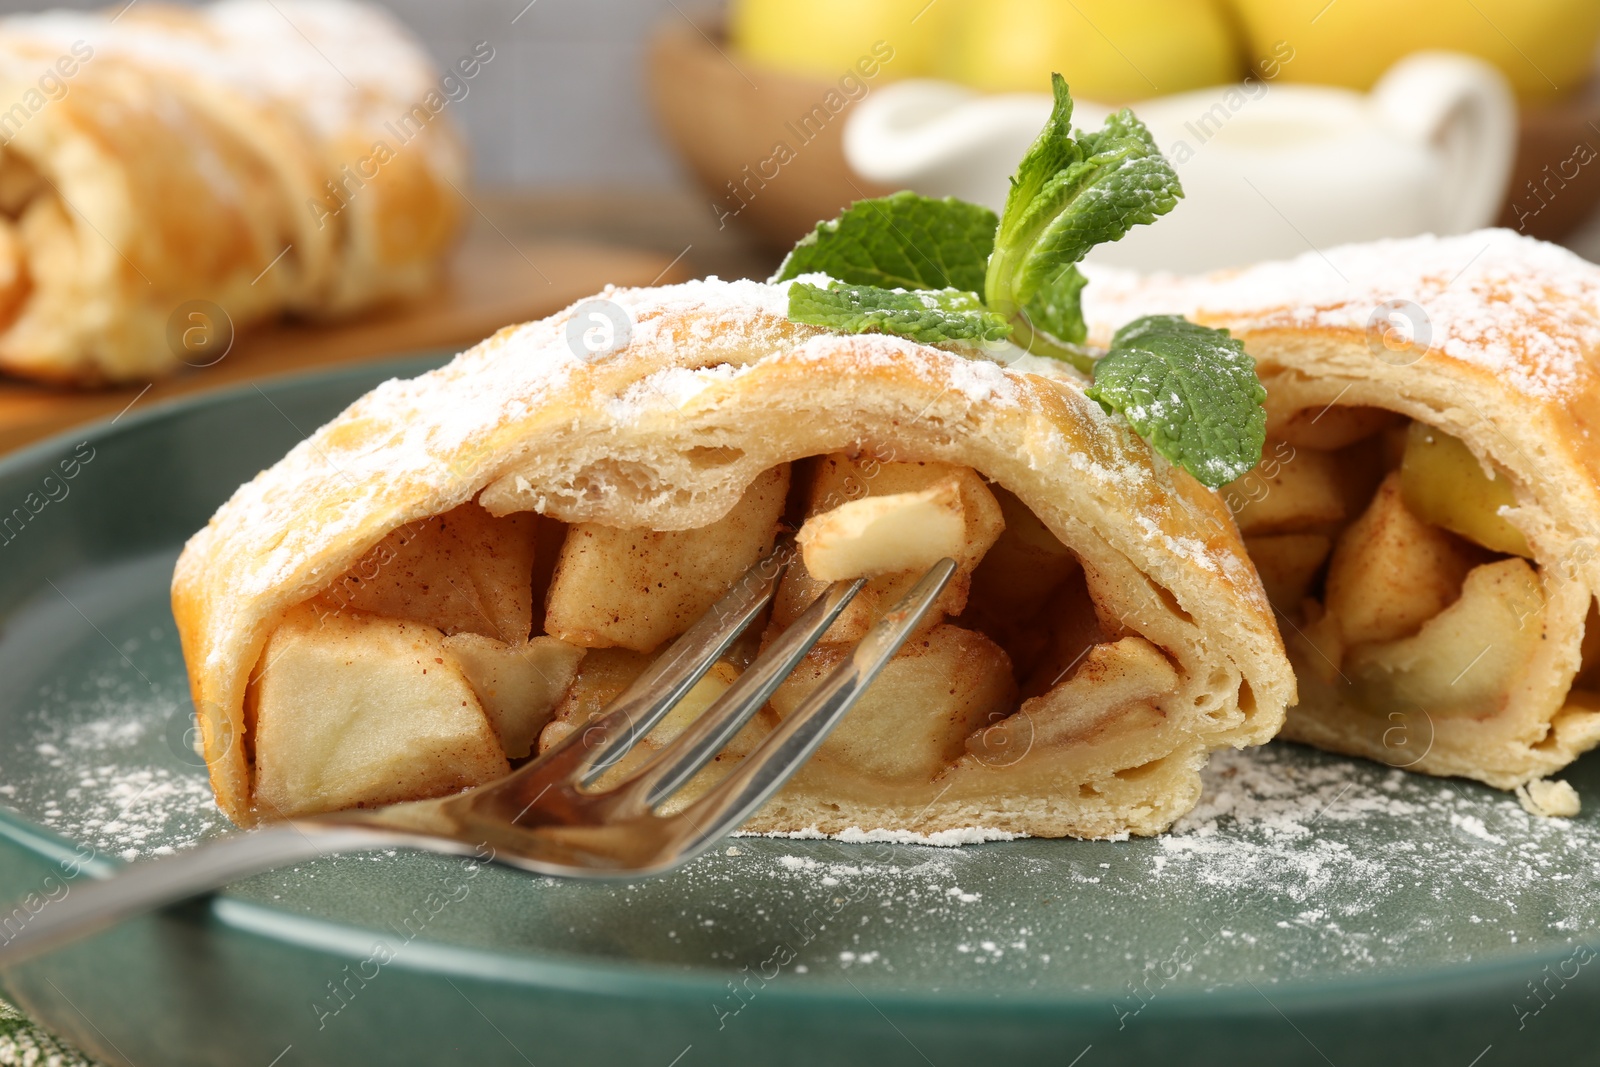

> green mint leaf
[1016,111,1182,344]
[995,74,1082,252]
[986,75,1182,353]
[773,191,997,294]
[1085,315,1266,488]
[788,281,1012,346]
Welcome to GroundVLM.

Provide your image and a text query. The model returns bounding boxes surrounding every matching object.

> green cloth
[0,998,94,1066]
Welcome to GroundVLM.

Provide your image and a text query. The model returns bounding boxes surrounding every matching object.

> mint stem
[1008,315,1098,373]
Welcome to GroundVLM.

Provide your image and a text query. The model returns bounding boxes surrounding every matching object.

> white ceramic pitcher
[843,52,1517,274]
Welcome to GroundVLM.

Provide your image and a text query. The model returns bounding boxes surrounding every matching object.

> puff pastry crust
[173,278,1293,837]
[0,0,463,383]
[1087,229,1600,790]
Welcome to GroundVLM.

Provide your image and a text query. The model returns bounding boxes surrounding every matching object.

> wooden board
[0,229,682,454]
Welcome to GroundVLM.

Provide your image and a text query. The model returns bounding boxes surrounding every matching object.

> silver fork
[0,544,955,967]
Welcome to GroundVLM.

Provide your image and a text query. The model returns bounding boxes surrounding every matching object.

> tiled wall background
[361,0,688,187]
[0,0,694,188]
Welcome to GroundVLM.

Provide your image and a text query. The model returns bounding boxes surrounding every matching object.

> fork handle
[0,823,400,969]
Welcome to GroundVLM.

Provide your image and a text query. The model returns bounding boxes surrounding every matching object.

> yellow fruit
[942,0,1242,102]
[1227,0,1600,103]
[1399,421,1531,557]
[730,0,949,81]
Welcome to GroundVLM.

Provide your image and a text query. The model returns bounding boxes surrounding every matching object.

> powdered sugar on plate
[744,825,1025,847]
[16,662,220,862]
[655,743,1600,990]
[0,551,224,864]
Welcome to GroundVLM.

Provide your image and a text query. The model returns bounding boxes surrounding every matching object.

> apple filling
[244,451,1194,825]
[1226,406,1596,785]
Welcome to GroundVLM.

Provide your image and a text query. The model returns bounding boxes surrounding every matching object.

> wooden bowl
[646,17,893,254]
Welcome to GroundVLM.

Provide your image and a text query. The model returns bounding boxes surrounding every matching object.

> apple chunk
[545,465,789,651]
[1013,563,1107,696]
[1400,421,1531,557]
[770,623,1014,783]
[798,481,965,581]
[771,455,1004,642]
[1348,557,1544,716]
[314,503,537,642]
[252,608,509,818]
[441,633,585,758]
[1324,472,1485,646]
[974,636,1177,754]
[1226,446,1346,535]
[806,454,1004,572]
[537,647,655,753]
[959,485,1088,684]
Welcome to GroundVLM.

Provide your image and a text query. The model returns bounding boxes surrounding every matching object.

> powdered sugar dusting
[658,743,1599,991]
[178,273,1241,719]
[7,653,220,860]
[745,825,1024,847]
[1135,514,1219,574]
[625,273,797,327]
[606,362,757,420]
[184,276,822,609]
[1084,229,1600,400]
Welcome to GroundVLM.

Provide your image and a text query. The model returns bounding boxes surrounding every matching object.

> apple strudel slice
[1087,229,1600,798]
[0,0,464,383]
[173,278,1293,839]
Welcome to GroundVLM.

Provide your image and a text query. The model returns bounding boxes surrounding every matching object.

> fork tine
[602,575,867,814]
[666,558,957,855]
[572,538,793,783]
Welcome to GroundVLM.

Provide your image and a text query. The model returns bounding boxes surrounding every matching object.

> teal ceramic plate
[0,358,1597,1066]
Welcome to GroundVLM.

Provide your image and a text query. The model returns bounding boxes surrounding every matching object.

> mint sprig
[789,282,1010,345]
[987,77,1182,360]
[770,76,1265,488]
[774,191,996,295]
[1086,316,1266,488]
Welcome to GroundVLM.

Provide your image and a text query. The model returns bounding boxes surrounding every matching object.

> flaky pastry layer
[1086,229,1600,788]
[173,278,1293,834]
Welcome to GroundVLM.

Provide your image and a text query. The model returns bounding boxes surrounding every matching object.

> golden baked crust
[172,277,1294,834]
[1086,228,1600,788]
[0,0,463,383]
